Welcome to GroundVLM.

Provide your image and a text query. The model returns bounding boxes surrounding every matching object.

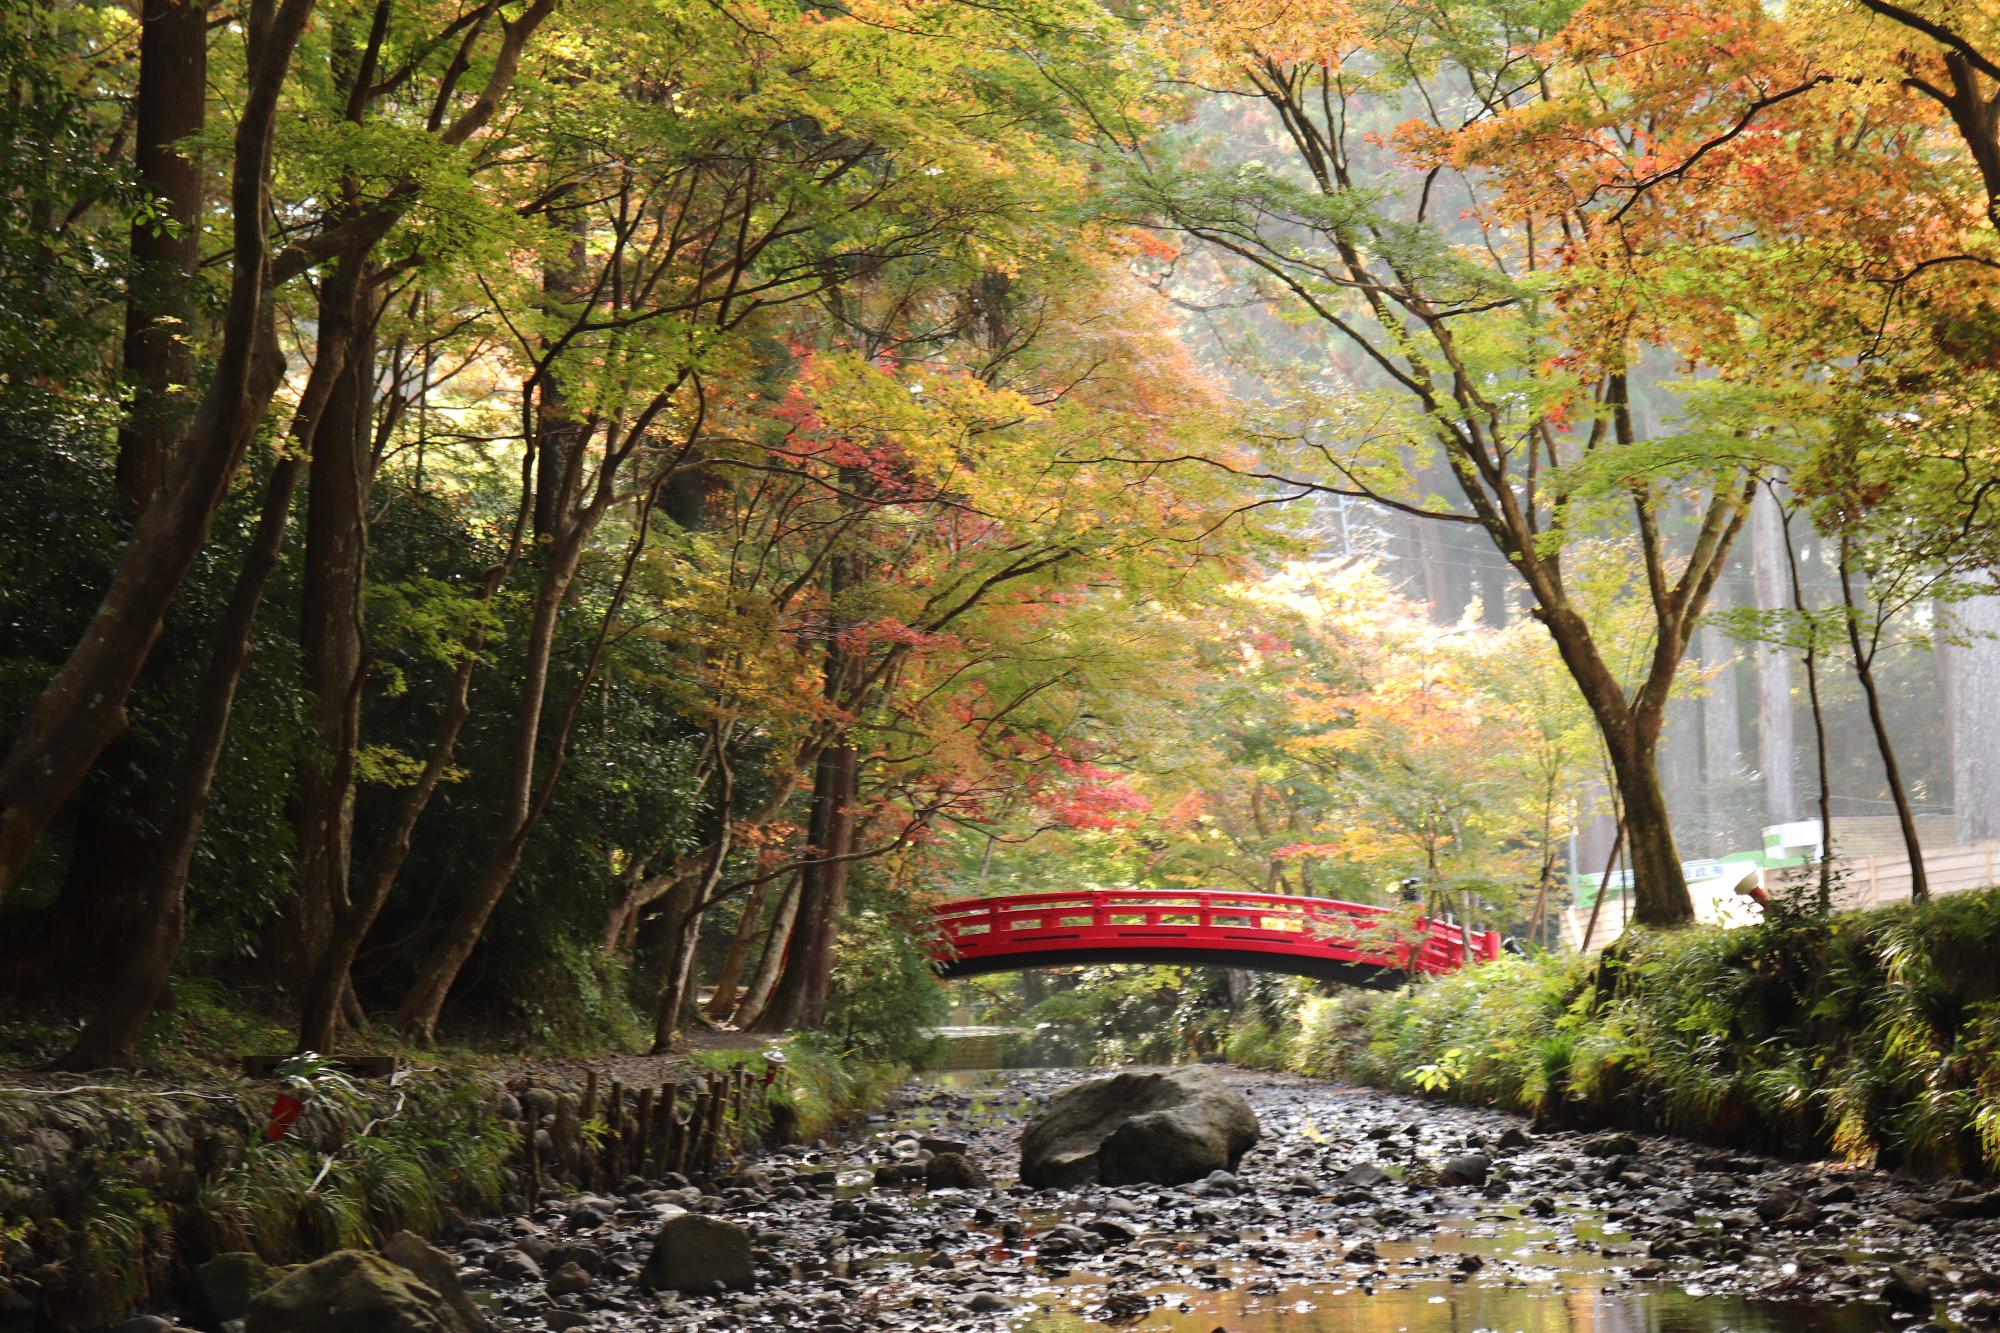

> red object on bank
[264,1092,305,1141]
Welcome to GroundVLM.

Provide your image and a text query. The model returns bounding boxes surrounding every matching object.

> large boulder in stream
[244,1251,482,1333]
[1019,1067,1259,1188]
[642,1213,755,1291]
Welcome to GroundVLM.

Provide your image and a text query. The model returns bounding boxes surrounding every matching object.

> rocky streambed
[410,1065,2000,1332]
[124,1065,2000,1332]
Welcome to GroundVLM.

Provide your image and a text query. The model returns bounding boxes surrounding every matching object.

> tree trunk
[704,881,769,1020]
[296,619,482,1053]
[57,442,308,1068]
[1603,724,1686,928]
[391,530,586,1040]
[1532,585,1696,929]
[651,760,734,1051]
[118,0,207,508]
[53,0,212,999]
[1752,488,1798,824]
[1774,497,1835,913]
[283,253,375,985]
[1837,538,1927,901]
[750,745,859,1032]
[731,874,802,1030]
[0,0,315,899]
[294,434,533,1053]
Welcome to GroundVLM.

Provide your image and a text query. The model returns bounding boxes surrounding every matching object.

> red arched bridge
[927,889,1501,986]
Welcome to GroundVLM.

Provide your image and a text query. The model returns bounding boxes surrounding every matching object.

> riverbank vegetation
[1233,888,2000,1176]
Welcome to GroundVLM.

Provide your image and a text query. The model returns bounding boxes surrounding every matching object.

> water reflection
[1018,1277,1898,1332]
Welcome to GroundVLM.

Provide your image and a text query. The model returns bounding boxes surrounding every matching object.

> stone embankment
[0,1060,775,1331]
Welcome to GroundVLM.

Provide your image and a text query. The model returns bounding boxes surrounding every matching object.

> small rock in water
[924,1152,989,1190]
[1883,1265,1935,1309]
[1438,1153,1490,1187]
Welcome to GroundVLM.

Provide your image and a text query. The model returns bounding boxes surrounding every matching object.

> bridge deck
[927,889,1499,982]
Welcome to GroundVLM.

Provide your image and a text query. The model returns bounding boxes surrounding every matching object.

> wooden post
[607,1080,625,1183]
[524,1117,541,1209]
[671,1084,695,1175]
[701,1072,729,1172]
[636,1085,655,1177]
[686,1079,712,1175]
[660,1081,682,1175]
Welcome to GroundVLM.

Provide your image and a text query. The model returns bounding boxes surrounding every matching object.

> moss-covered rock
[243,1251,477,1333]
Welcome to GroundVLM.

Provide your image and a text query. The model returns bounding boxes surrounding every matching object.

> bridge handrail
[930,888,1396,921]
[928,888,1502,972]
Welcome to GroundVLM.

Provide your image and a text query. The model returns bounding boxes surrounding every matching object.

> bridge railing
[929,889,1500,974]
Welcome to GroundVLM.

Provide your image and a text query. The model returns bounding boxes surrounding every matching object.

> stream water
[425,1064,1999,1331]
[887,1070,1909,1333]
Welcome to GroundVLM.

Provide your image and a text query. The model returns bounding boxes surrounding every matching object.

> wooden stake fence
[516,1064,781,1200]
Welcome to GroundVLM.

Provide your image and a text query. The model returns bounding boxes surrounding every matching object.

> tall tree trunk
[750,745,859,1032]
[1603,725,1684,928]
[296,607,483,1053]
[391,475,660,1041]
[0,0,315,898]
[730,874,802,1030]
[56,448,307,1068]
[1752,488,1798,824]
[391,530,587,1040]
[1773,492,1834,912]
[62,274,362,1066]
[119,0,207,509]
[284,254,376,986]
[704,881,769,1020]
[294,406,535,1052]
[1837,537,1927,901]
[651,758,733,1051]
[1533,591,1695,928]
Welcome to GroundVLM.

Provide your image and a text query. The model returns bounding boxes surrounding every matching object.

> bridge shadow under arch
[932,944,1415,988]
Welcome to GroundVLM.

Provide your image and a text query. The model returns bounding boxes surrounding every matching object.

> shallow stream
[437,1065,2000,1331]
[885,1070,1914,1333]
